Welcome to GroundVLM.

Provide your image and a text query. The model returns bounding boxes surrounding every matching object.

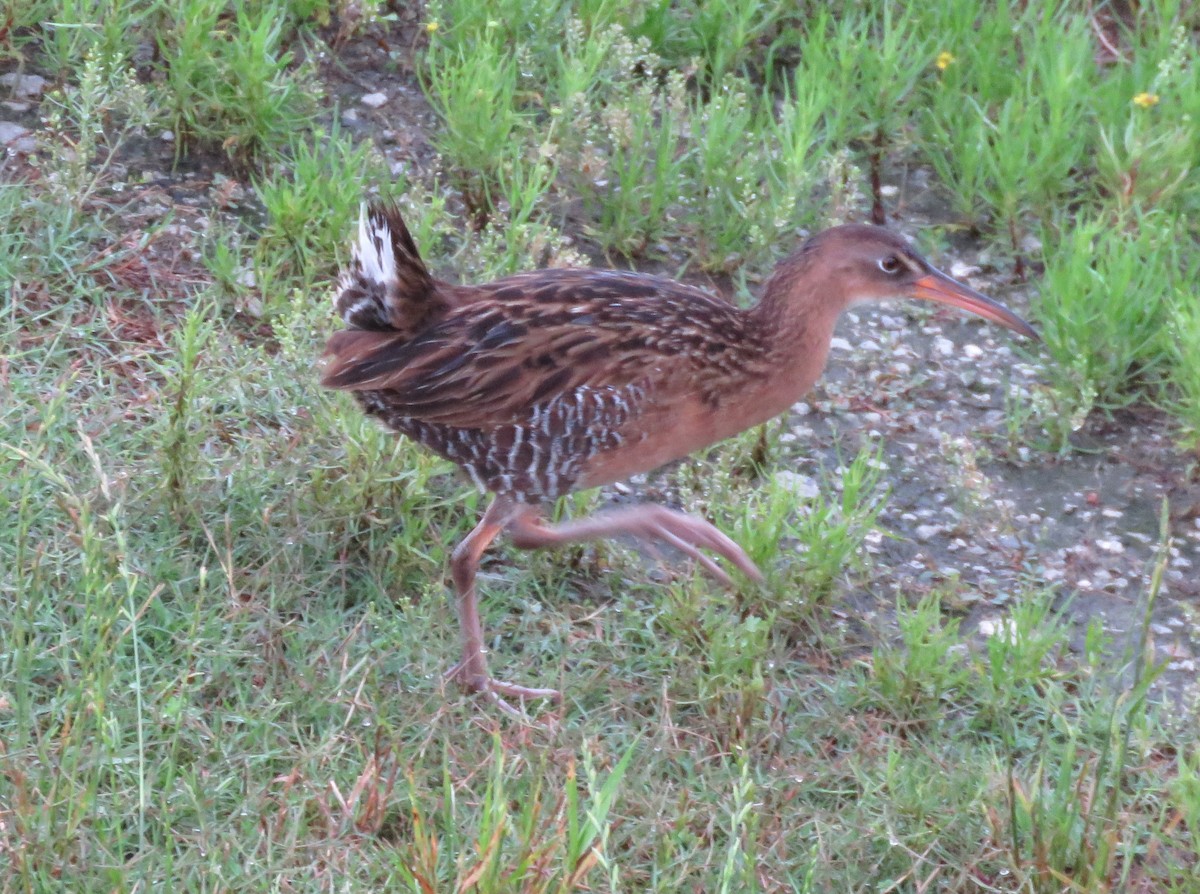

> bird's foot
[444,659,561,717]
[507,503,765,588]
[621,505,765,587]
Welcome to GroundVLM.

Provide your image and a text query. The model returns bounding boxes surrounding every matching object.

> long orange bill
[910,269,1039,340]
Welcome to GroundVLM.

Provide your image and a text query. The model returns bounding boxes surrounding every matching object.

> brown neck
[742,257,846,418]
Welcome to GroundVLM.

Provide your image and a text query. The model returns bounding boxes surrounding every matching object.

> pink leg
[508,502,764,586]
[446,496,561,713]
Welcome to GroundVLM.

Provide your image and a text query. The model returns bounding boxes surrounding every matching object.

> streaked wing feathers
[322,269,743,428]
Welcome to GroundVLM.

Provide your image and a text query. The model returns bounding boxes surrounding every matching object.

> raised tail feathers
[332,201,448,335]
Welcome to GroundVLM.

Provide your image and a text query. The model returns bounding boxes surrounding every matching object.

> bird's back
[323,206,774,501]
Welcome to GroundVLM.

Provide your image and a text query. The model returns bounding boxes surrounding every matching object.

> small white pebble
[830,337,852,352]
[963,344,984,360]
[773,471,821,500]
[1095,538,1124,554]
[915,524,942,542]
[978,617,1017,640]
[361,91,389,108]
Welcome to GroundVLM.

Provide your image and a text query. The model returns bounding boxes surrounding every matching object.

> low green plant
[34,0,146,72]
[158,300,216,517]
[1167,286,1200,451]
[676,0,786,84]
[866,591,971,724]
[253,126,387,293]
[1096,115,1195,214]
[157,0,321,165]
[786,444,889,600]
[681,78,825,271]
[789,6,932,225]
[920,5,1093,264]
[680,80,763,270]
[422,0,548,48]
[472,151,565,275]
[1095,18,1199,215]
[422,24,528,214]
[762,69,830,232]
[398,737,634,892]
[684,439,888,632]
[994,506,1169,892]
[36,52,155,210]
[1171,746,1200,872]
[581,69,689,257]
[716,757,763,894]
[974,589,1070,723]
[1034,215,1180,430]
[655,579,771,746]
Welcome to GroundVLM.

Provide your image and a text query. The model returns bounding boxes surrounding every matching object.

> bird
[321,202,1038,712]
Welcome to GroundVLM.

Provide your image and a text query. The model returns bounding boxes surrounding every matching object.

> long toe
[652,510,764,584]
[711,536,764,583]
[653,524,734,585]
[480,678,562,719]
[683,520,764,582]
[445,663,561,716]
[486,678,562,702]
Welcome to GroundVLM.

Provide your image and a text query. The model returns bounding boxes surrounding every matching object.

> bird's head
[776,225,1039,340]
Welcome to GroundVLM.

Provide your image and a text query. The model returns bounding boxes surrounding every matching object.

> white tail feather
[354,202,397,288]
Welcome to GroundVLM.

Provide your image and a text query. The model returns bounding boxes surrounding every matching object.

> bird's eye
[878,255,903,275]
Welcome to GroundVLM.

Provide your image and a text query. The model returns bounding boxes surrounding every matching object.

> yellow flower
[936,51,955,71]
[425,20,439,34]
[1132,92,1159,108]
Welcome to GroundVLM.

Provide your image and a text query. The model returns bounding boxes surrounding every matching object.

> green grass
[3,1,1200,891]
